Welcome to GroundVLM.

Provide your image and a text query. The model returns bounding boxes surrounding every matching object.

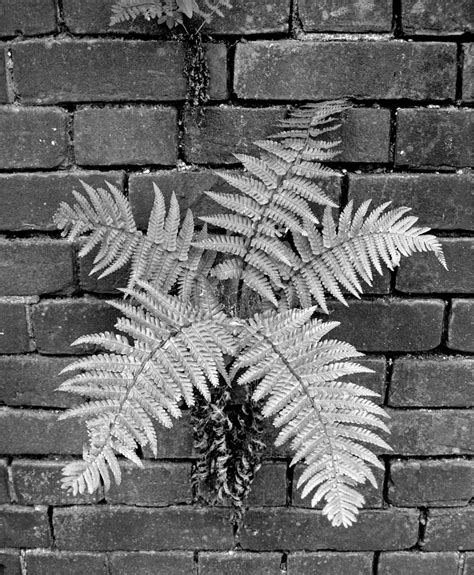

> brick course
[299,0,392,32]
[0,0,57,37]
[401,0,473,35]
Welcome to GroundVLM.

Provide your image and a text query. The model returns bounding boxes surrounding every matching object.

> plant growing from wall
[54,101,446,528]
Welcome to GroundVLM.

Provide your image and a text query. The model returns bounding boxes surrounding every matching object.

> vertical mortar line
[227,40,236,101]
[388,107,398,167]
[66,107,76,166]
[105,553,113,575]
[381,455,392,509]
[372,551,380,575]
[19,549,28,575]
[47,505,57,550]
[289,0,303,39]
[4,43,19,104]
[441,298,452,349]
[24,298,38,352]
[417,507,429,548]
[339,171,350,211]
[6,456,18,503]
[177,103,187,163]
[286,458,293,506]
[193,550,199,575]
[122,170,130,199]
[280,552,288,573]
[56,0,68,33]
[457,552,466,575]
[383,354,394,406]
[455,43,464,104]
[392,0,402,38]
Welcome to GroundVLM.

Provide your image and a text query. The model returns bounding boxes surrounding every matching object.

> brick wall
[0,1,472,573]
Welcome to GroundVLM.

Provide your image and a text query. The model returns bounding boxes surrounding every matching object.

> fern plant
[55,101,446,527]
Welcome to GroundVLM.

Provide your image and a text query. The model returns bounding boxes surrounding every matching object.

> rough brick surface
[244,462,287,507]
[144,414,195,458]
[79,250,130,294]
[378,552,459,575]
[0,53,7,103]
[200,552,282,574]
[0,506,51,548]
[14,41,227,103]
[463,44,474,102]
[0,300,31,354]
[396,109,473,168]
[389,356,474,407]
[299,0,392,32]
[25,551,108,575]
[202,0,290,34]
[109,552,194,575]
[448,300,474,352]
[287,552,373,575]
[402,0,473,35]
[388,460,474,507]
[75,106,178,166]
[234,41,456,100]
[0,107,67,169]
[0,0,57,36]
[0,550,21,574]
[0,458,9,503]
[424,509,474,551]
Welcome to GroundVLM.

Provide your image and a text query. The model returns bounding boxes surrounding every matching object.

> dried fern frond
[59,281,238,495]
[233,308,390,527]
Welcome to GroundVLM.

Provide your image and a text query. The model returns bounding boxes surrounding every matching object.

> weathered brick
[349,173,474,231]
[387,409,474,456]
[0,171,124,232]
[287,552,373,575]
[389,356,474,407]
[336,108,391,163]
[463,44,474,102]
[79,250,129,294]
[145,414,195,458]
[396,109,473,168]
[54,506,234,550]
[402,0,473,35]
[11,459,102,505]
[0,550,21,575]
[299,0,392,32]
[0,0,57,36]
[246,462,287,506]
[0,52,7,103]
[109,551,194,575]
[448,300,474,352]
[75,106,178,167]
[465,553,474,574]
[328,299,445,352]
[379,552,459,575]
[0,300,31,354]
[0,107,67,169]
[240,509,418,551]
[234,41,456,100]
[0,239,74,296]
[26,551,107,575]
[424,509,474,551]
[388,459,473,507]
[202,0,290,34]
[200,552,282,574]
[31,298,119,354]
[0,408,85,455]
[0,505,51,548]
[0,458,9,503]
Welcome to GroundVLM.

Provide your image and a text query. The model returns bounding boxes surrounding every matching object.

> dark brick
[0,299,31,354]
[75,106,178,167]
[465,553,474,574]
[0,107,67,169]
[234,41,456,101]
[0,171,124,232]
[0,0,57,36]
[464,44,474,102]
[448,300,474,352]
[388,459,473,507]
[0,408,85,455]
[26,551,107,575]
[0,505,51,548]
[109,551,194,575]
[0,240,74,296]
[349,173,474,231]
[145,413,195,458]
[200,552,282,574]
[0,458,8,503]
[14,40,227,103]
[402,0,473,35]
[0,550,21,575]
[387,409,474,456]
[106,461,192,506]
[389,356,474,408]
[396,108,473,168]
[246,462,287,506]
[202,0,290,34]
[0,52,7,103]
[337,108,391,163]
[299,0,392,32]
[54,506,234,550]
[424,509,474,551]
[287,552,373,575]
[329,299,445,352]
[31,298,119,354]
[379,552,459,575]
[11,459,102,505]
[240,509,418,551]
[79,250,130,294]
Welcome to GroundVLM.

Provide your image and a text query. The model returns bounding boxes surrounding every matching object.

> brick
[0,171,124,232]
[349,173,474,231]
[463,44,474,102]
[0,239,74,296]
[336,108,391,163]
[109,552,194,575]
[31,298,119,354]
[299,0,392,32]
[353,356,387,402]
[143,413,195,459]
[106,461,192,506]
[0,300,31,354]
[328,299,445,352]
[200,552,282,574]
[79,250,130,294]
[402,0,473,35]
[234,41,456,101]
[0,0,57,36]
[0,408,85,455]
[75,106,178,167]
[54,506,234,550]
[0,505,50,548]
[202,0,290,34]
[0,52,7,103]
[379,552,459,575]
[0,550,21,574]
[0,459,8,503]
[0,107,67,169]
[465,553,474,574]
[246,462,287,506]
[387,409,474,456]
[448,300,474,352]
[11,459,102,505]
[14,40,227,103]
[389,356,474,407]
[26,551,107,575]
[287,552,373,575]
[240,509,418,551]
[424,509,474,551]
[388,459,473,507]
[396,109,473,168]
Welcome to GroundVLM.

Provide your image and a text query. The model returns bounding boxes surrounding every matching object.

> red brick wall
[0,1,472,573]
